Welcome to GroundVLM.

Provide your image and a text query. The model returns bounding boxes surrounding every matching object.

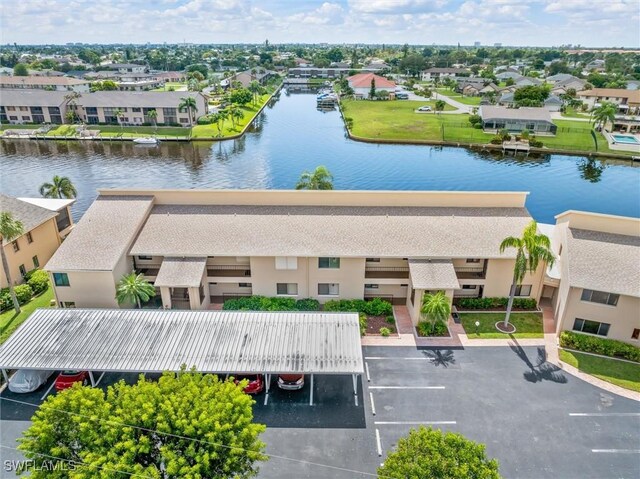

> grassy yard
[435,88,482,105]
[0,287,54,345]
[88,125,190,138]
[191,93,271,139]
[544,119,616,154]
[559,349,640,392]
[459,312,544,339]
[46,125,79,136]
[151,82,188,91]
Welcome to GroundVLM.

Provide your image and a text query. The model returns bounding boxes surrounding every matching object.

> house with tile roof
[347,73,396,98]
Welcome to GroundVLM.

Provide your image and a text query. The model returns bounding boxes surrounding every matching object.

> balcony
[139,267,160,279]
[454,265,486,280]
[207,265,251,278]
[364,266,410,279]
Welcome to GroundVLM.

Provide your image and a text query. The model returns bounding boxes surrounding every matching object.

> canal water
[1,91,639,223]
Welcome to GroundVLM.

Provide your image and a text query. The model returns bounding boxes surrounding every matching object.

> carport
[0,308,364,405]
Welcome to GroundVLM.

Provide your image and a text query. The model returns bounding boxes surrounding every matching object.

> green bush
[529,139,544,148]
[379,327,391,337]
[27,269,50,295]
[14,284,33,305]
[0,292,12,311]
[323,298,392,316]
[456,297,537,310]
[468,114,482,125]
[222,295,319,311]
[359,313,367,336]
[386,315,395,324]
[417,320,449,337]
[560,331,640,363]
[490,135,503,145]
[295,298,321,311]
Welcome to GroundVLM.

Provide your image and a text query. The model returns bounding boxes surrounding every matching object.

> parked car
[395,92,409,100]
[278,374,305,391]
[417,106,432,112]
[8,369,53,393]
[54,371,89,391]
[232,374,264,394]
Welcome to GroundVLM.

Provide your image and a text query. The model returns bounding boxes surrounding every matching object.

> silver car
[8,369,53,393]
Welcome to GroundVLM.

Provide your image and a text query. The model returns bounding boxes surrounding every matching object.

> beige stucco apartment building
[1,195,75,289]
[45,189,547,324]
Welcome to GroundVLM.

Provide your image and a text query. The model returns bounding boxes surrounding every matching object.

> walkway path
[431,91,473,114]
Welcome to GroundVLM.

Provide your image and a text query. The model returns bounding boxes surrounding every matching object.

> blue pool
[612,135,640,144]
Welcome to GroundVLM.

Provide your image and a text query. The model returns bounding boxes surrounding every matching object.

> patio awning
[154,257,206,288]
[408,259,460,290]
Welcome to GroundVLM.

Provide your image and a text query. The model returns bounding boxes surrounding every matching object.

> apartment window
[60,302,76,308]
[132,107,141,112]
[26,232,33,244]
[275,256,297,270]
[32,255,39,268]
[581,289,619,306]
[318,257,340,269]
[19,264,27,277]
[466,258,481,263]
[21,116,30,121]
[7,106,15,111]
[86,107,98,115]
[365,258,380,263]
[462,285,477,290]
[56,209,72,232]
[318,283,339,295]
[514,284,532,296]
[632,329,640,340]
[53,272,70,287]
[9,116,17,120]
[364,284,379,289]
[138,255,153,261]
[238,282,252,288]
[12,240,19,252]
[277,283,298,295]
[19,106,28,111]
[179,117,188,123]
[573,318,610,337]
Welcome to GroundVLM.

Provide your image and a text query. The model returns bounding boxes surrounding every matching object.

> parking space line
[365,362,371,382]
[375,421,456,425]
[570,413,640,417]
[370,392,376,415]
[40,380,57,401]
[365,357,430,360]
[375,429,382,457]
[369,386,445,390]
[592,449,640,454]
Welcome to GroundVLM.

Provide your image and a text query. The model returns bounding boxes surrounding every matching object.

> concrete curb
[557,360,640,402]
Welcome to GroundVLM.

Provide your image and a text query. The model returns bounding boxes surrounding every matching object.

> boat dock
[502,140,531,153]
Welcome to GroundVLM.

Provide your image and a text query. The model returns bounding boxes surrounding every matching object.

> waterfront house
[420,68,471,82]
[0,90,68,124]
[225,69,277,88]
[479,106,557,134]
[577,88,640,115]
[347,73,396,98]
[0,194,74,289]
[0,75,90,93]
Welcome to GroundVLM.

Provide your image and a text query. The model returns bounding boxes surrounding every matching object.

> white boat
[133,137,159,145]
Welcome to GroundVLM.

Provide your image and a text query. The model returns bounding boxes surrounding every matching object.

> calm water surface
[1,91,639,223]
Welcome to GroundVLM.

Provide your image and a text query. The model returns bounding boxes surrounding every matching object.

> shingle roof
[480,106,552,122]
[130,204,532,259]
[565,228,640,298]
[78,91,205,108]
[0,194,57,245]
[154,257,207,288]
[0,89,68,107]
[0,76,89,86]
[577,88,640,102]
[408,259,460,290]
[45,195,154,271]
[0,308,364,375]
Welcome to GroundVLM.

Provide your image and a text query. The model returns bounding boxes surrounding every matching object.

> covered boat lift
[0,308,364,406]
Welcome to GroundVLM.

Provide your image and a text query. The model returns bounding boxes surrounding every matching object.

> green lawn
[435,88,482,105]
[559,349,640,392]
[151,82,188,91]
[191,93,272,139]
[544,119,616,154]
[459,312,544,339]
[88,125,190,138]
[0,287,54,345]
[46,125,79,136]
[0,124,42,130]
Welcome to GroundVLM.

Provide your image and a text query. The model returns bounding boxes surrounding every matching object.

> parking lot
[2,346,639,479]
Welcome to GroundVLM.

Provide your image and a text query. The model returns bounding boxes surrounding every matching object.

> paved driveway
[1,347,639,479]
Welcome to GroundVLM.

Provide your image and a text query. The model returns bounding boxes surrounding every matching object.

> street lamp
[475,320,480,335]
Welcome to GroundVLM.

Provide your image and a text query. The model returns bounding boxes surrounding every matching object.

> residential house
[225,69,277,88]
[479,106,557,134]
[626,80,640,91]
[421,68,471,82]
[288,67,349,79]
[542,211,640,345]
[0,90,68,124]
[546,73,578,83]
[0,194,75,289]
[102,63,148,74]
[0,67,14,76]
[495,71,523,81]
[585,59,605,72]
[45,189,544,324]
[514,77,543,87]
[156,71,188,83]
[461,82,499,97]
[497,92,515,107]
[347,73,396,98]
[543,94,563,112]
[362,62,390,73]
[0,76,90,93]
[550,77,587,95]
[577,88,640,114]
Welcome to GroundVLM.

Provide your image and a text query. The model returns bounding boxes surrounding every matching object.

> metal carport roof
[0,309,364,375]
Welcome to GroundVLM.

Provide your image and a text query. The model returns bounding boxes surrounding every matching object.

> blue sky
[3,0,639,47]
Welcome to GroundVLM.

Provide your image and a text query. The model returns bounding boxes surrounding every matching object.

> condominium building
[0,194,75,288]
[0,75,90,92]
[45,189,545,323]
[0,90,68,124]
[577,88,640,114]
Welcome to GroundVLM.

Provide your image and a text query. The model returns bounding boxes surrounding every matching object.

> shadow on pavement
[509,342,567,384]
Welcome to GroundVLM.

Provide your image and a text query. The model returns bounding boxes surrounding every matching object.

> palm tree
[216,110,229,136]
[147,109,158,132]
[39,175,77,199]
[0,212,25,313]
[229,106,244,129]
[499,221,555,330]
[114,108,124,131]
[435,100,446,113]
[178,97,198,126]
[63,92,82,124]
[248,80,262,105]
[592,101,617,131]
[115,271,155,309]
[295,166,334,190]
[420,291,451,333]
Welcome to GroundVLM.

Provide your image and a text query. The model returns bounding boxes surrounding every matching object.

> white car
[417,106,432,112]
[8,369,53,393]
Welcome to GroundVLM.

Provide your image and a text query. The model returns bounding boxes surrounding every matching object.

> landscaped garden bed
[416,320,450,338]
[459,312,543,339]
[365,314,397,336]
[324,298,397,337]
[559,331,640,363]
[454,297,538,312]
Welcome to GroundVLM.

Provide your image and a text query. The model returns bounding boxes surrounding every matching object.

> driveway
[1,347,639,479]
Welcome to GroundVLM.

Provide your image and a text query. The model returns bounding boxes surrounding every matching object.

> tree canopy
[295,165,334,190]
[18,371,267,479]
[378,426,501,479]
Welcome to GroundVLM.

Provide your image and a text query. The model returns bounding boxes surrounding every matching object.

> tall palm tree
[499,221,555,329]
[178,96,198,126]
[420,291,451,333]
[115,271,155,309]
[248,81,262,105]
[592,101,617,131]
[147,109,158,132]
[216,110,229,137]
[39,175,77,199]
[229,106,244,129]
[295,166,334,190]
[0,212,25,313]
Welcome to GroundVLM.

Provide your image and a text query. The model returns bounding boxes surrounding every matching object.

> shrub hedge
[456,297,537,310]
[222,296,320,312]
[323,297,393,316]
[417,320,448,337]
[1,284,34,311]
[27,270,50,295]
[559,331,640,363]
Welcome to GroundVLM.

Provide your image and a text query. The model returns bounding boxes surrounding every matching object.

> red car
[54,371,89,391]
[232,374,264,394]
